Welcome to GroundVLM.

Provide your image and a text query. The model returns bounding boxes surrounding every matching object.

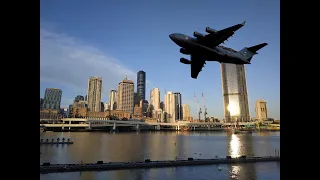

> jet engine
[180,58,191,64]
[193,31,205,39]
[205,27,218,34]
[180,48,189,55]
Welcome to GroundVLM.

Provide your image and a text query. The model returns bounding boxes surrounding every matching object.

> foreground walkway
[40,156,280,173]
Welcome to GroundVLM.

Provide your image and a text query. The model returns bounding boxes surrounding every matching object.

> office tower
[255,99,268,121]
[109,90,118,110]
[118,76,135,114]
[221,63,250,122]
[104,102,110,111]
[134,93,142,106]
[75,95,84,101]
[160,101,164,110]
[100,102,105,112]
[40,98,43,109]
[137,70,146,101]
[87,76,102,112]
[150,87,160,111]
[174,92,182,120]
[164,91,176,123]
[182,104,190,121]
[42,88,62,110]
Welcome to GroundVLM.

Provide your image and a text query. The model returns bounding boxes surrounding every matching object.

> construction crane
[194,92,202,121]
[202,93,208,121]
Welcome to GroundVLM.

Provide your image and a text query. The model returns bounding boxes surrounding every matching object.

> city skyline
[40,0,279,119]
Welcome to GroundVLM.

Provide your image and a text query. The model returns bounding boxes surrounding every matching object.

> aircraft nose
[169,34,175,40]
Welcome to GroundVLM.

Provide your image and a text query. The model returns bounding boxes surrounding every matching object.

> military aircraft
[169,21,268,79]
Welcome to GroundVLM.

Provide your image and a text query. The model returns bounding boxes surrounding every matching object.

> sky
[40,0,280,120]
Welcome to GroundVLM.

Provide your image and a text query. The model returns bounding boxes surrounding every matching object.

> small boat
[234,130,252,134]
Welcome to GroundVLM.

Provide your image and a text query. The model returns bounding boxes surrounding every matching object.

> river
[40,131,280,180]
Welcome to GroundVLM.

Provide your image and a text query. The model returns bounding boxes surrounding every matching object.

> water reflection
[40,131,279,180]
[230,134,240,157]
[227,134,257,180]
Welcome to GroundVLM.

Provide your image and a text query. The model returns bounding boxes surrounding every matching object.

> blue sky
[40,0,280,120]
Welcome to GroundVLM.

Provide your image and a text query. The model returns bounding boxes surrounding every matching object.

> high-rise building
[42,88,62,110]
[137,70,146,101]
[150,88,160,111]
[160,101,164,111]
[221,63,250,122]
[164,91,176,123]
[174,92,182,120]
[134,93,142,106]
[118,76,135,114]
[109,90,118,110]
[104,102,110,111]
[182,104,190,121]
[255,99,268,121]
[40,98,43,109]
[87,76,102,112]
[75,95,84,101]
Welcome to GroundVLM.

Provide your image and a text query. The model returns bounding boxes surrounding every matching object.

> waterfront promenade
[40,156,280,173]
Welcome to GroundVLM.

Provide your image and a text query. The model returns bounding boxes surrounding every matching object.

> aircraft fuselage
[169,33,250,64]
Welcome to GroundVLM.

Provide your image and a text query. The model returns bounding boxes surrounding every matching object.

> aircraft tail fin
[237,43,268,62]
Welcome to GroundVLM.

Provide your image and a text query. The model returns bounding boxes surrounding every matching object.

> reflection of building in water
[221,63,250,122]
[228,134,256,179]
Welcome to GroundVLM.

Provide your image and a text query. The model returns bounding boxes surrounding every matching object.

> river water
[40,131,280,180]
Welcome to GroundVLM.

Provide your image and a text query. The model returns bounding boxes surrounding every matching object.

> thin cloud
[40,27,142,104]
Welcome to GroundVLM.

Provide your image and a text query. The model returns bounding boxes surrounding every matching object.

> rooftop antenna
[125,74,127,79]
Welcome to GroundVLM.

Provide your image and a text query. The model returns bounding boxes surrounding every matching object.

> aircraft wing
[205,21,246,47]
[191,54,206,79]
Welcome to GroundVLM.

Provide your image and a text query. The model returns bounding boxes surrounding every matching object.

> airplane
[169,21,268,79]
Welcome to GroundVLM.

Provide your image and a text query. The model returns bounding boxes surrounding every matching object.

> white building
[164,91,176,123]
[150,87,160,112]
[182,104,190,121]
[87,77,102,112]
[109,90,118,110]
[255,99,268,121]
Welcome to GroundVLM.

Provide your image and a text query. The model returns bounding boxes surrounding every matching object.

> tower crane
[194,92,202,121]
[202,93,208,121]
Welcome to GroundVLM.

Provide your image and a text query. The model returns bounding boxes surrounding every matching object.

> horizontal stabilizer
[238,42,268,62]
[247,43,268,54]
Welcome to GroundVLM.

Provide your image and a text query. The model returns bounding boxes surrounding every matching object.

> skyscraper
[255,99,268,121]
[221,63,250,122]
[75,95,84,101]
[164,91,176,123]
[174,92,182,120]
[182,104,190,121]
[137,70,146,101]
[87,76,102,112]
[42,88,62,110]
[150,87,160,111]
[118,76,135,114]
[109,90,118,110]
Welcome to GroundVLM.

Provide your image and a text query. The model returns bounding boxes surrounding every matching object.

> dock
[40,156,280,174]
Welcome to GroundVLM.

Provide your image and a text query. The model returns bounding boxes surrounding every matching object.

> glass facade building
[137,71,146,101]
[42,88,62,110]
[221,63,250,122]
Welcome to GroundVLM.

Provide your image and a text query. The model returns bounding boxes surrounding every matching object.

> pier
[40,156,280,173]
